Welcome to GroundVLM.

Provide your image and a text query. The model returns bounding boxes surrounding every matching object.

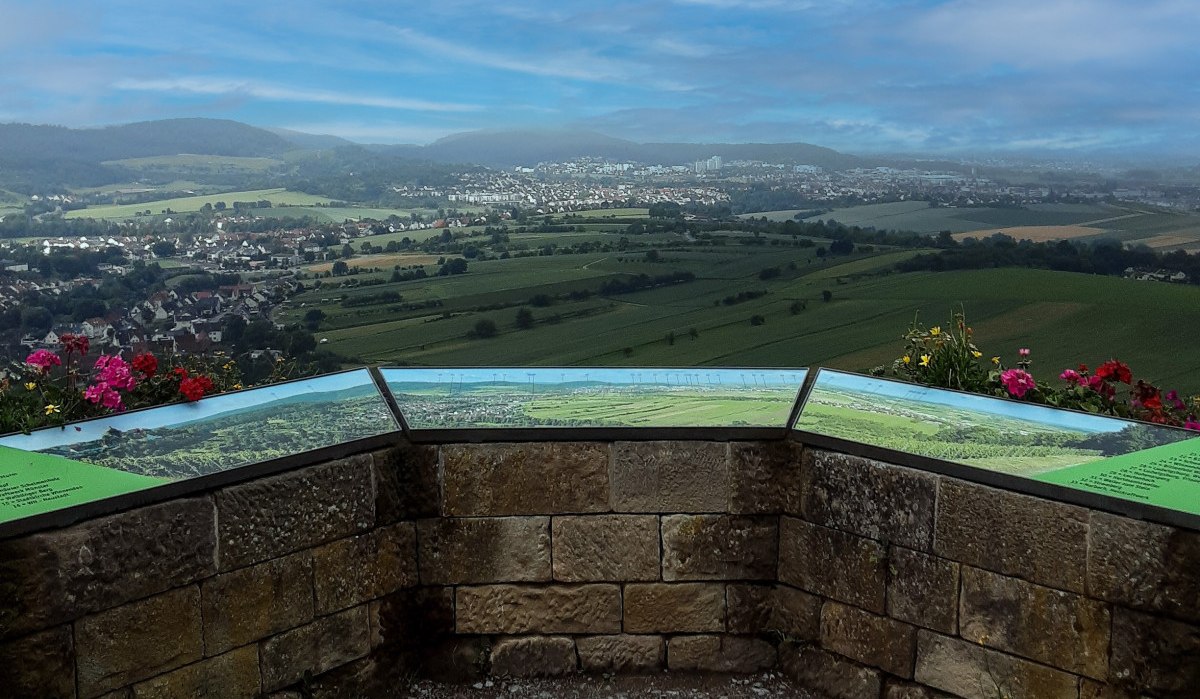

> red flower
[1095,360,1132,384]
[132,353,158,378]
[172,367,189,380]
[61,333,90,356]
[179,375,214,402]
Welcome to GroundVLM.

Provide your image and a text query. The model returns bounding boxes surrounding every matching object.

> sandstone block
[727,584,773,634]
[803,450,937,551]
[960,566,1109,679]
[623,583,725,634]
[934,478,1088,592]
[76,587,203,698]
[489,636,577,677]
[883,680,958,699]
[456,585,621,634]
[662,515,777,581]
[611,441,729,512]
[372,445,440,522]
[772,585,822,641]
[779,516,886,613]
[443,443,609,515]
[729,441,803,514]
[216,456,374,571]
[202,551,313,655]
[370,587,455,650]
[1109,606,1200,697]
[667,635,775,673]
[577,635,663,673]
[0,626,74,699]
[314,522,417,614]
[0,497,215,639]
[914,631,1079,699]
[552,515,659,582]
[1078,680,1144,699]
[259,606,371,692]
[822,601,917,678]
[132,646,260,699]
[1087,511,1200,624]
[887,547,959,634]
[779,643,882,699]
[417,516,550,585]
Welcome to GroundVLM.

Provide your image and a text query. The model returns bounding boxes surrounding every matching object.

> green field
[799,201,1118,234]
[65,188,334,220]
[104,154,286,173]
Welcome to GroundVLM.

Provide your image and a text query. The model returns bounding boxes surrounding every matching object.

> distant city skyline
[2,0,1198,158]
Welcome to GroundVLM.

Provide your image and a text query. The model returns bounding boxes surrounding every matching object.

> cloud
[113,78,481,113]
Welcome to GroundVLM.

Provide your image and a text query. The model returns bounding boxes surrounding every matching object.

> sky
[2,0,1198,157]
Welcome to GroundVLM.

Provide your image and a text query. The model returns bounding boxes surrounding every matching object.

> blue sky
[2,0,1198,156]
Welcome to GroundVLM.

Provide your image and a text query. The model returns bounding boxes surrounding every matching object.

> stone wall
[1,439,1196,698]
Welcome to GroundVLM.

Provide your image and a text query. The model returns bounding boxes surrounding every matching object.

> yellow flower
[223,362,233,370]
[233,383,243,390]
[971,351,982,358]
[25,382,37,391]
[929,326,941,337]
[991,356,1001,365]
[919,354,931,367]
[44,404,60,415]
[276,357,284,363]
[901,355,911,365]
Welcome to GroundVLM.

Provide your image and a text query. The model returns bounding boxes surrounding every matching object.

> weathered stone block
[259,606,371,693]
[1078,680,1143,699]
[577,635,663,673]
[662,515,777,581]
[667,635,775,673]
[934,478,1088,593]
[417,516,550,585]
[489,636,577,677]
[132,646,260,699]
[729,441,803,514]
[372,445,439,522]
[887,547,959,634]
[772,585,822,641]
[778,516,886,613]
[822,601,917,678]
[803,450,937,551]
[727,584,773,634]
[0,497,215,639]
[779,643,882,699]
[456,585,621,634]
[623,583,725,634]
[216,456,373,571]
[0,626,75,699]
[443,442,609,515]
[552,515,659,582]
[959,566,1109,679]
[76,587,203,698]
[1109,607,1200,697]
[314,522,417,614]
[914,631,1079,699]
[370,587,455,651]
[1088,511,1200,624]
[611,441,728,512]
[883,680,958,699]
[202,551,313,656]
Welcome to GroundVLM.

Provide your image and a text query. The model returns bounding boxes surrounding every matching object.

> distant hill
[0,118,294,163]
[265,127,356,151]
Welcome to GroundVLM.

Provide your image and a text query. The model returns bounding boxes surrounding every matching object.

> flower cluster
[892,310,991,392]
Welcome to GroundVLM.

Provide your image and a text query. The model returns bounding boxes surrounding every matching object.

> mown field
[64,188,333,220]
[278,220,1200,393]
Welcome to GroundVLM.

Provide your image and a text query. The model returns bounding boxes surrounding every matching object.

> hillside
[0,118,294,162]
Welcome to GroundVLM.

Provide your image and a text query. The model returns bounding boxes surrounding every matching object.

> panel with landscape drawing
[795,369,1196,477]
[382,367,806,429]
[0,369,398,480]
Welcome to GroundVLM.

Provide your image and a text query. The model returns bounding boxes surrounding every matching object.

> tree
[688,327,699,340]
[150,240,176,258]
[341,244,354,259]
[303,308,326,331]
[644,249,660,263]
[790,300,808,314]
[750,315,766,326]
[515,307,534,330]
[821,290,833,302]
[666,330,676,345]
[829,237,855,255]
[332,260,349,276]
[470,319,498,339]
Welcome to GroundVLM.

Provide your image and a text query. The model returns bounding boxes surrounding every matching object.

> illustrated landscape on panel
[795,370,1196,476]
[0,371,397,480]
[383,367,805,428]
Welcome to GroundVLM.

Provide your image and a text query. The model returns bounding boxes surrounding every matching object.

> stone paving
[399,672,822,698]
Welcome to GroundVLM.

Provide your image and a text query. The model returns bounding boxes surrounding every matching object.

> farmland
[276,213,1200,394]
[64,188,334,220]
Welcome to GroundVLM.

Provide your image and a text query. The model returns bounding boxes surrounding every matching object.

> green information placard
[1036,438,1200,515]
[0,445,165,523]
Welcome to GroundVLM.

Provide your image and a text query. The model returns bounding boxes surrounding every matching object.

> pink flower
[1186,419,1200,432]
[1166,390,1186,411]
[84,381,125,411]
[93,355,135,392]
[1018,348,1031,358]
[1059,369,1082,384]
[1001,368,1037,399]
[25,349,62,373]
